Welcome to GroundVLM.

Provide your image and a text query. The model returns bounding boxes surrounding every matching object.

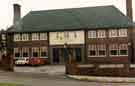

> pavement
[68,75,135,83]
[0,65,135,86]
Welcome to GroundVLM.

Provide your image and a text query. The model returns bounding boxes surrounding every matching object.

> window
[22,48,29,57]
[14,48,21,58]
[88,44,97,57]
[14,34,21,41]
[109,29,117,37]
[119,44,128,56]
[32,47,39,57]
[97,44,106,56]
[40,33,47,40]
[119,29,127,37]
[40,47,48,58]
[97,30,106,38]
[88,30,96,38]
[109,44,118,56]
[2,34,6,40]
[22,34,29,41]
[32,33,39,40]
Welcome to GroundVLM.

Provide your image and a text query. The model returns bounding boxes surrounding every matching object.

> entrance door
[75,48,82,63]
[52,48,60,64]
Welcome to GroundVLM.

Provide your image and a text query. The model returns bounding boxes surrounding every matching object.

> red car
[29,58,45,66]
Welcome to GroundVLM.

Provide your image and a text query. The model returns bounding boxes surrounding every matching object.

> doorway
[52,47,82,64]
[52,48,60,64]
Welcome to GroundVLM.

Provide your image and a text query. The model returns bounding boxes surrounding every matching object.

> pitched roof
[10,5,135,32]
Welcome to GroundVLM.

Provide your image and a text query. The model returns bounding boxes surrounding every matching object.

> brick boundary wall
[67,63,135,77]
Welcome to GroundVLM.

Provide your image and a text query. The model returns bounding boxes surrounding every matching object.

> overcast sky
[0,0,135,29]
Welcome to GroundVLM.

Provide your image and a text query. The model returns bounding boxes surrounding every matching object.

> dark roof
[10,5,135,32]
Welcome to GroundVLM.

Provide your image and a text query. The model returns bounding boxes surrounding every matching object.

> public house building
[3,4,135,65]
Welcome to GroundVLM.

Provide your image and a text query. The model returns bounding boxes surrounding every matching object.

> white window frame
[88,30,96,38]
[32,47,39,57]
[97,44,106,57]
[88,44,97,57]
[2,34,6,40]
[32,33,39,41]
[22,34,29,41]
[119,44,128,56]
[119,29,127,37]
[97,30,106,38]
[109,29,118,38]
[14,34,21,41]
[40,47,48,58]
[109,44,119,56]
[22,48,29,58]
[40,33,47,40]
[14,48,21,59]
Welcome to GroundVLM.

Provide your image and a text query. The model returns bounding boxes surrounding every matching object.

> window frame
[22,48,29,58]
[40,33,47,40]
[109,44,119,56]
[109,29,118,38]
[14,34,21,41]
[22,33,29,41]
[119,44,128,56]
[97,44,106,57]
[14,48,21,58]
[40,47,48,58]
[32,33,39,41]
[88,30,97,38]
[97,30,106,38]
[118,29,128,37]
[88,44,97,57]
[32,47,39,57]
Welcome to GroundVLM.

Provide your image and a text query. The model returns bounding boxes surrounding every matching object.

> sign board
[49,31,85,45]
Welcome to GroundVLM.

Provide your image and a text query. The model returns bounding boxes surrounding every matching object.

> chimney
[13,4,21,25]
[126,0,133,20]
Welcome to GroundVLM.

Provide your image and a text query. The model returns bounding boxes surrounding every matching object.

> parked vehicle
[29,57,45,66]
[15,58,29,65]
